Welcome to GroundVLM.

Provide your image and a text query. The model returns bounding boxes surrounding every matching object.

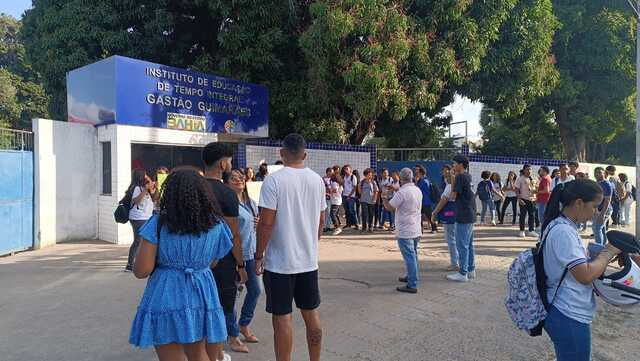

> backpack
[477,180,492,201]
[504,224,568,336]
[114,186,134,224]
[612,178,626,202]
[429,181,442,203]
[627,181,637,202]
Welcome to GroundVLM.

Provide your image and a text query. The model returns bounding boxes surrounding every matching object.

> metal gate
[0,129,33,255]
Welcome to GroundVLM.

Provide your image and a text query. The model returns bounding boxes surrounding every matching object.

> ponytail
[541,179,603,234]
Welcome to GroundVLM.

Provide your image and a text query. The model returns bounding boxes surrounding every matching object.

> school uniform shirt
[551,175,575,190]
[129,186,154,221]
[543,216,595,324]
[259,167,326,274]
[342,174,357,197]
[504,180,517,198]
[491,181,503,202]
[360,180,379,205]
[329,181,343,206]
[623,181,634,206]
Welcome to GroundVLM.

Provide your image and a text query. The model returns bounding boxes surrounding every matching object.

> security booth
[61,55,268,245]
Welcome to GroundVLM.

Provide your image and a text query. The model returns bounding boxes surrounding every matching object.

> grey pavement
[1,224,639,361]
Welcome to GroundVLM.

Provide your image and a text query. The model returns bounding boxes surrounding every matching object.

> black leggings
[519,199,536,232]
[212,252,238,315]
[361,203,376,230]
[500,197,518,224]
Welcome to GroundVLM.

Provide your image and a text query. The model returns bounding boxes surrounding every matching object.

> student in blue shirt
[226,168,262,353]
[541,179,621,361]
[593,167,613,245]
[415,165,437,233]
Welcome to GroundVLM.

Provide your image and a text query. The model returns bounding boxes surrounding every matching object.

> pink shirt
[389,183,423,239]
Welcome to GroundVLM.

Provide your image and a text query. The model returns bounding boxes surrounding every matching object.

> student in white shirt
[125,169,159,271]
[255,134,326,361]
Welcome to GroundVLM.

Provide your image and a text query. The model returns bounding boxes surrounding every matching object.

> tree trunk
[556,107,587,162]
[348,119,375,145]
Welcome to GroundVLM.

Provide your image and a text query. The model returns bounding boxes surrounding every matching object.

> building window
[102,142,112,194]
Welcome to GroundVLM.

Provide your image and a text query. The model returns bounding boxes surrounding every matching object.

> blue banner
[67,56,269,137]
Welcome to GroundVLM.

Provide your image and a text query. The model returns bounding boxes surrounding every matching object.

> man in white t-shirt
[255,134,326,361]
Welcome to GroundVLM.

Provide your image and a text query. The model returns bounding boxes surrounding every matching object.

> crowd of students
[120,139,637,361]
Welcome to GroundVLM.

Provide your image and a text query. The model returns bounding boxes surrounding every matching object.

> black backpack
[114,186,134,224]
[429,181,442,203]
[628,182,637,202]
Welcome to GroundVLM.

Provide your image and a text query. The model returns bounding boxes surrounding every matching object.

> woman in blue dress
[130,169,233,361]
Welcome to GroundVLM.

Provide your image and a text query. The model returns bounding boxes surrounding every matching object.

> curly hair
[158,169,222,235]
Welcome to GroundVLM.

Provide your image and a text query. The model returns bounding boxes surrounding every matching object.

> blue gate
[0,129,34,255]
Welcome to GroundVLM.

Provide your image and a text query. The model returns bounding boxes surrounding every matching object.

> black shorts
[263,270,321,315]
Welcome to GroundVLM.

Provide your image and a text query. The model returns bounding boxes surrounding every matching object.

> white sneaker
[519,231,526,238]
[332,228,343,236]
[526,231,539,238]
[491,220,497,226]
[446,272,468,282]
[468,270,476,279]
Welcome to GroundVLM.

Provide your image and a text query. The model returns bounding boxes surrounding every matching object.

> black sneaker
[396,286,417,294]
[398,276,408,283]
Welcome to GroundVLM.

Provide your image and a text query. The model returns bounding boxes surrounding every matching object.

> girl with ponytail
[540,179,621,361]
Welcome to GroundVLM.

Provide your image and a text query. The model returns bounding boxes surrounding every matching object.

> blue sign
[66,55,269,137]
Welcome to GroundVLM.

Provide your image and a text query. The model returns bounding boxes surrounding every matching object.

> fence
[0,128,34,151]
[376,147,460,162]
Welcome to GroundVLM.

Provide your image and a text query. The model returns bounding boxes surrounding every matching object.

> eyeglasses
[229,176,244,182]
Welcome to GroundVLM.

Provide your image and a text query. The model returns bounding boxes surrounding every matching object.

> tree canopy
[18,0,560,145]
[0,13,49,129]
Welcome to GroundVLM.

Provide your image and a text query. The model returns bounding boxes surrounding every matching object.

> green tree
[300,0,559,144]
[549,1,635,161]
[478,104,564,159]
[0,14,49,129]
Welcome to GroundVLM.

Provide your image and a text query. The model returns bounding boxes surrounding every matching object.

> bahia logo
[224,120,235,133]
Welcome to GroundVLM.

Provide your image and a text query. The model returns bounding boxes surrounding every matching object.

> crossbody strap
[541,220,570,307]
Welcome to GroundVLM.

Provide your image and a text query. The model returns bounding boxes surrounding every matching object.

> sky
[0,1,483,139]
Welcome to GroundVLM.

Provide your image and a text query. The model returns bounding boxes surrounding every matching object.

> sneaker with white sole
[491,220,497,226]
[467,270,476,279]
[526,231,539,238]
[332,228,343,236]
[446,272,468,282]
[519,231,526,238]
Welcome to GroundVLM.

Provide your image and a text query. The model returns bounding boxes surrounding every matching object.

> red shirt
[537,175,552,204]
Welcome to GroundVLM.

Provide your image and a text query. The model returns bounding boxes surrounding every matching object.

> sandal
[240,328,259,343]
[229,338,249,353]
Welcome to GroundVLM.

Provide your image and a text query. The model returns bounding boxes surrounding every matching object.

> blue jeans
[225,259,262,337]
[537,203,546,229]
[397,237,420,289]
[381,209,395,227]
[324,199,332,229]
[444,223,458,267]
[480,199,495,223]
[455,223,475,275]
[544,306,591,361]
[343,196,358,226]
[592,221,607,245]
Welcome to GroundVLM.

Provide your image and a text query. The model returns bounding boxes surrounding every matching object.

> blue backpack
[477,180,492,201]
[504,224,568,336]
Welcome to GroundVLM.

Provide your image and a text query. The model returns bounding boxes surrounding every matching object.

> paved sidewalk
[1,225,639,361]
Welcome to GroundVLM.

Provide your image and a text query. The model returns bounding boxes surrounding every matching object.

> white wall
[98,124,219,244]
[33,119,98,249]
[246,145,371,176]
